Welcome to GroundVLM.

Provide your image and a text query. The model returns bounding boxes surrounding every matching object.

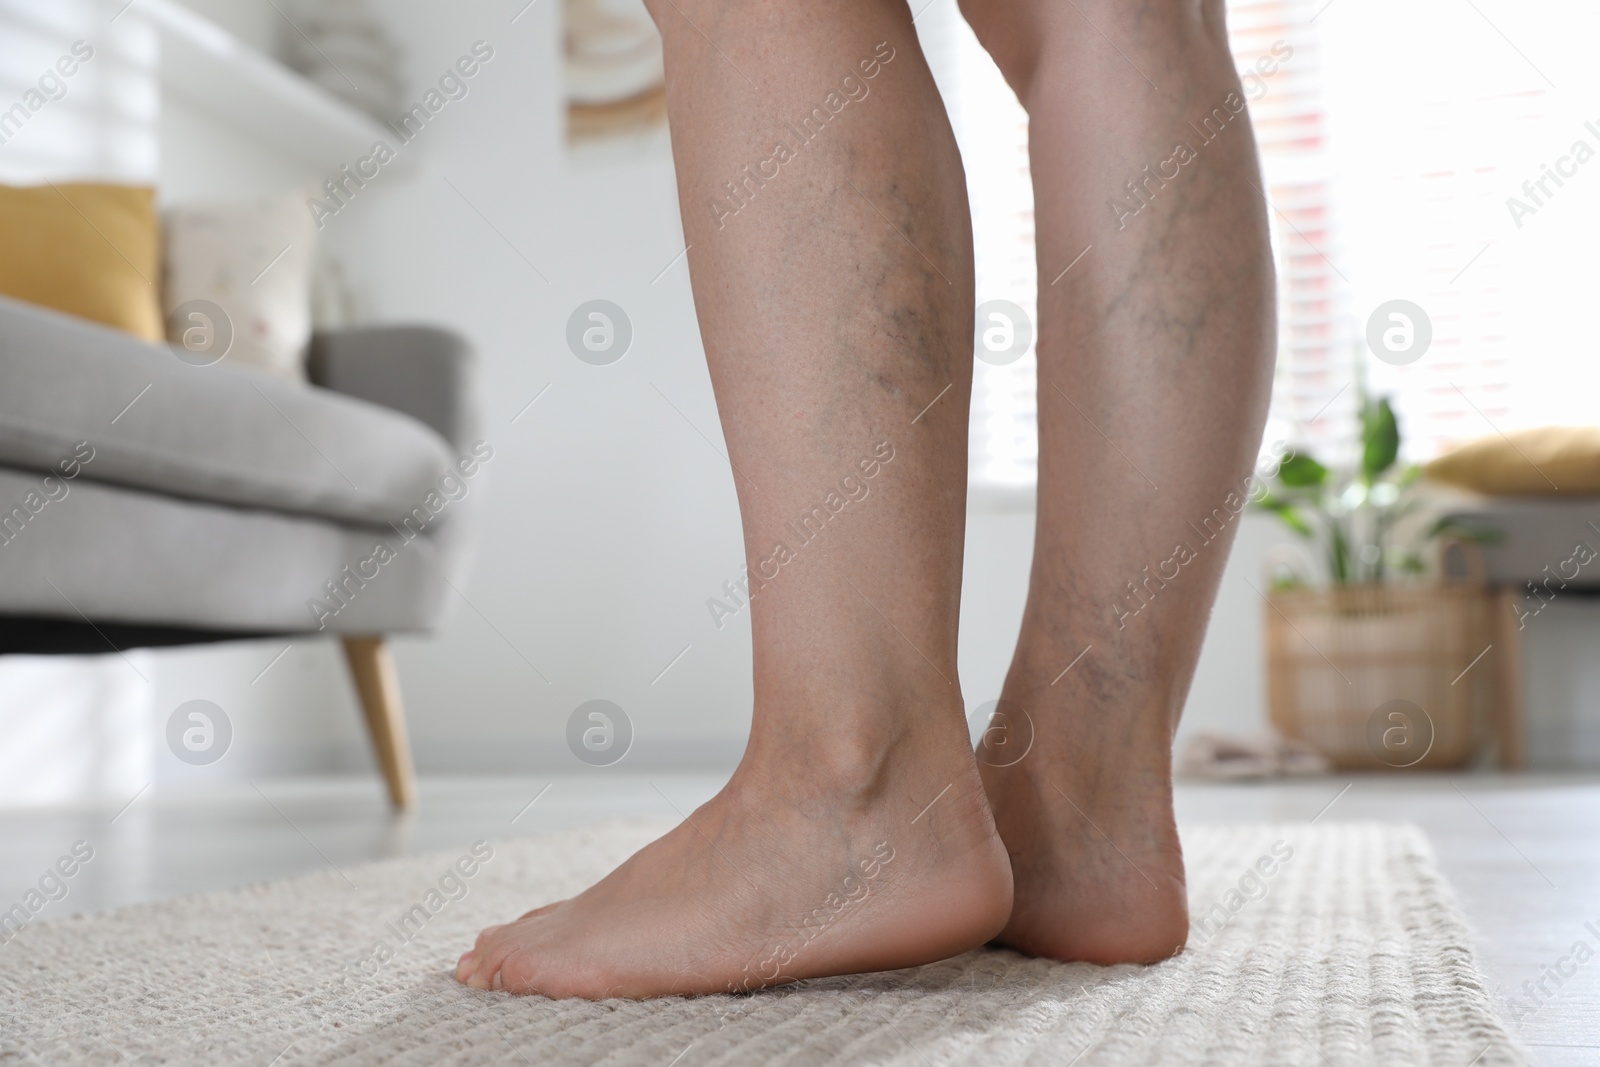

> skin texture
[959,0,1276,961]
[457,0,1013,998]
[457,0,1275,995]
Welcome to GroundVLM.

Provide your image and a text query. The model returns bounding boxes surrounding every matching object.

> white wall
[301,0,735,773]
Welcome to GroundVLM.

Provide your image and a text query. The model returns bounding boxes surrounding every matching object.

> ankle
[740,690,970,805]
[1002,651,1181,757]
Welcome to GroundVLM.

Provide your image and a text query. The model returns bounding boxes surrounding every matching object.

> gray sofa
[1437,497,1600,769]
[0,294,484,807]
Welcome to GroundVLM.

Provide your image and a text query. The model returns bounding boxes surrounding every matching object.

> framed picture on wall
[564,0,666,149]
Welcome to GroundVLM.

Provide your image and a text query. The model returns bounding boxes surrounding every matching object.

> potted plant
[1251,389,1498,769]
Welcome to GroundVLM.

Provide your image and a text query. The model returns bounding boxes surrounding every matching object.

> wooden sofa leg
[341,636,418,810]
[1491,588,1529,770]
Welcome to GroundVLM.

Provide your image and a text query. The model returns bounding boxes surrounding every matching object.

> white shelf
[141,0,403,174]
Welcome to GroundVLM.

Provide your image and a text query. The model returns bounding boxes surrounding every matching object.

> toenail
[456,953,477,982]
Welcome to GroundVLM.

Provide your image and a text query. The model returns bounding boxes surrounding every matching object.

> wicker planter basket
[1264,565,1496,770]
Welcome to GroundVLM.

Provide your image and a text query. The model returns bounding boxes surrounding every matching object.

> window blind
[923,0,1593,490]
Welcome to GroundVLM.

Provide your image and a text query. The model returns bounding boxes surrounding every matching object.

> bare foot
[977,681,1188,965]
[457,711,1012,998]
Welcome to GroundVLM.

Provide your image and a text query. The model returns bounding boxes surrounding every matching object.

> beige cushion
[1426,427,1600,495]
[161,190,318,381]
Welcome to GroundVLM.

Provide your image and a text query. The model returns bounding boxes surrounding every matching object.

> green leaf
[1257,498,1315,538]
[1276,453,1329,487]
[1252,489,1285,509]
[1329,518,1351,584]
[1426,517,1506,545]
[1361,396,1400,480]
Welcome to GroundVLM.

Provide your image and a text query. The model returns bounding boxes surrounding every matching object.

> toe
[496,947,559,997]
[460,911,559,990]
[466,931,516,991]
[458,921,511,985]
[467,960,497,991]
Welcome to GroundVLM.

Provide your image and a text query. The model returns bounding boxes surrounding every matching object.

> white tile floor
[3,772,1597,1064]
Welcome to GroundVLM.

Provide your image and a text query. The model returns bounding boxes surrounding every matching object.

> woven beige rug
[1,818,1525,1066]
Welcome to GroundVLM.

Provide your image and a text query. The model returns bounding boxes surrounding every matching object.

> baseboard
[165,733,749,781]
[412,733,747,774]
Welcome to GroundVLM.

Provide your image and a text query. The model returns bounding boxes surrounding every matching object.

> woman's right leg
[456,0,1012,998]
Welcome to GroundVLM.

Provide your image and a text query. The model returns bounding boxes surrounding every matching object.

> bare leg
[457,0,1011,998]
[960,0,1276,962]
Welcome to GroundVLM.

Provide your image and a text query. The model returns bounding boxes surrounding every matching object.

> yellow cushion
[0,182,162,342]
[1426,427,1600,495]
